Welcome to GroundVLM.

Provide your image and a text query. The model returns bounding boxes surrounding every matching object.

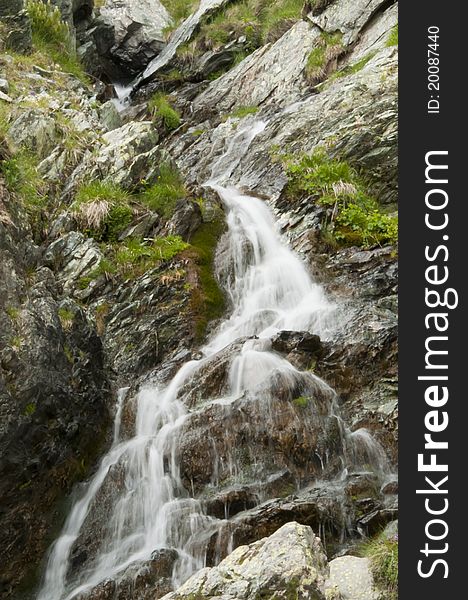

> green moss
[360,534,398,599]
[284,148,398,248]
[293,395,310,408]
[330,52,376,80]
[24,402,36,416]
[228,105,259,119]
[386,24,398,47]
[189,215,226,341]
[26,0,89,83]
[140,163,186,219]
[148,93,181,131]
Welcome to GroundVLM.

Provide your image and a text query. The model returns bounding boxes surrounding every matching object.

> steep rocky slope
[0,1,398,599]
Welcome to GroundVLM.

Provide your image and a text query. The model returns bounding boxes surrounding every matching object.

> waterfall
[37,120,391,600]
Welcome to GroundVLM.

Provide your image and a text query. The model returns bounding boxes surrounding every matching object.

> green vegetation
[180,0,305,76]
[189,215,226,341]
[72,181,133,242]
[293,396,310,408]
[26,0,88,82]
[360,533,398,600]
[115,236,188,272]
[141,163,186,218]
[386,24,398,47]
[24,403,36,416]
[148,93,181,131]
[285,148,397,248]
[162,0,198,28]
[58,307,74,330]
[6,306,20,320]
[1,151,48,226]
[305,32,343,83]
[329,52,376,81]
[228,105,259,119]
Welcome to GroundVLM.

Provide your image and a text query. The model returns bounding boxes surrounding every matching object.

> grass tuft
[386,24,398,47]
[360,533,398,599]
[73,181,133,242]
[284,148,397,248]
[140,163,186,219]
[26,0,89,82]
[148,93,181,131]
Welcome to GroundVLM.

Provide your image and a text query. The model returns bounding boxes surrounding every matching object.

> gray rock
[0,78,9,94]
[8,109,58,159]
[98,99,122,131]
[325,556,379,600]
[64,120,159,194]
[95,0,172,75]
[163,522,328,600]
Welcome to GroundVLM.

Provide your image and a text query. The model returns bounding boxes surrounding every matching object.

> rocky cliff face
[0,1,398,599]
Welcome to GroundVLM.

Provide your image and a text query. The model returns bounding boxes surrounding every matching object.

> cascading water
[38,121,392,600]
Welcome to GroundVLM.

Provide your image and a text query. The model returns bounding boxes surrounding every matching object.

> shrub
[284,148,398,248]
[73,181,133,242]
[1,151,47,220]
[140,163,186,219]
[148,93,181,131]
[360,533,398,599]
[26,0,88,82]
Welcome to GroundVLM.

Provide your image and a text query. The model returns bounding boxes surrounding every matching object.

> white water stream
[38,121,390,599]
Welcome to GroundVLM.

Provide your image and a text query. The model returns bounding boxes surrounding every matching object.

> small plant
[305,31,343,83]
[26,0,88,82]
[114,236,189,277]
[58,307,74,330]
[24,403,36,416]
[360,533,398,599]
[6,306,20,320]
[284,148,397,248]
[140,163,186,219]
[148,93,181,131]
[293,396,310,408]
[228,105,259,119]
[73,181,133,242]
[386,24,398,47]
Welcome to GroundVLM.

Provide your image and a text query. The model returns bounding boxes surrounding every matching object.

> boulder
[8,109,58,159]
[325,556,379,600]
[94,0,172,76]
[162,522,329,600]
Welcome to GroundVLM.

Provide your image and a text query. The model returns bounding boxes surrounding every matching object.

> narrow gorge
[0,1,398,599]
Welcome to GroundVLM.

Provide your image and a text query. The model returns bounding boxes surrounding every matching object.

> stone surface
[95,0,172,75]
[162,522,329,600]
[325,556,379,600]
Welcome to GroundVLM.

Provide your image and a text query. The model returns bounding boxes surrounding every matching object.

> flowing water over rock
[37,122,392,600]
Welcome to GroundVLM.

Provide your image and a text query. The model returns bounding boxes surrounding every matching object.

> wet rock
[163,522,328,600]
[75,548,178,600]
[95,0,172,76]
[167,199,203,241]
